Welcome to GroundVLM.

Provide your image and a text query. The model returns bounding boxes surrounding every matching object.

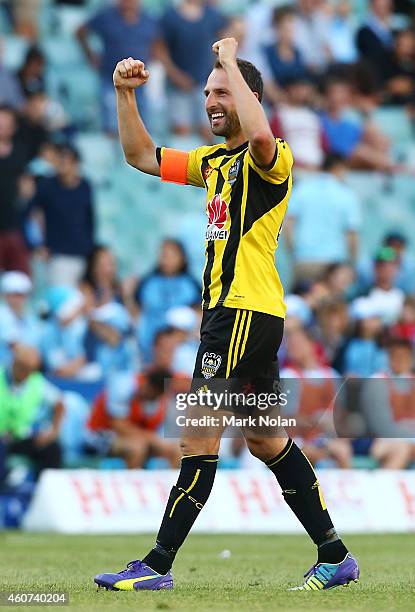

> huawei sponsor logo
[206,194,229,241]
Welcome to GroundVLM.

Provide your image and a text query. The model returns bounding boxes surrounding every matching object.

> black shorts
[192,306,284,390]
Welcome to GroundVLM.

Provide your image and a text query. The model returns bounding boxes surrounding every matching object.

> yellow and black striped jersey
[157,138,293,318]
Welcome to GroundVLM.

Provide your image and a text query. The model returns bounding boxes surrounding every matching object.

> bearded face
[205,68,242,140]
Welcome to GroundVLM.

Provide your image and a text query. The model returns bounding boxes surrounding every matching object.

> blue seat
[2,35,28,71]
[46,66,101,130]
[0,5,11,34]
[41,36,84,67]
[373,107,413,145]
[74,133,117,184]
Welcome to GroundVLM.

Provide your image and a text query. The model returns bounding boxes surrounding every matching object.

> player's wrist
[114,84,137,96]
[220,57,238,71]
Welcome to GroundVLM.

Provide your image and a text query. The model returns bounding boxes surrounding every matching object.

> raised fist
[212,38,238,67]
[113,57,149,90]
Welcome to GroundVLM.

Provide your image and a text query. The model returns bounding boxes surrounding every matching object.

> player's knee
[245,436,288,462]
[179,437,220,457]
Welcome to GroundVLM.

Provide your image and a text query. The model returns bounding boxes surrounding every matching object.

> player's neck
[225,132,247,151]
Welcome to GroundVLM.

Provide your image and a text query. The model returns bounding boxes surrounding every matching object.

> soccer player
[94,38,359,592]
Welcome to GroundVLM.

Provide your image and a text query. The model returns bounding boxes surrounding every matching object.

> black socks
[143,441,348,574]
[143,454,218,574]
[265,439,348,564]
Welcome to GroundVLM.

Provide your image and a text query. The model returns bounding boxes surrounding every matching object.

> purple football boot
[94,560,173,591]
[289,553,360,591]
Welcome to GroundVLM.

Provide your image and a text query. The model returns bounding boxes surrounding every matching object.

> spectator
[16,46,46,98]
[383,29,415,105]
[320,77,395,171]
[16,91,49,161]
[0,344,64,478]
[81,246,124,311]
[26,145,95,286]
[240,0,275,68]
[85,301,137,379]
[0,106,30,275]
[151,328,182,371]
[76,0,160,134]
[366,247,405,325]
[326,0,358,65]
[0,272,42,365]
[281,327,351,468]
[0,39,24,110]
[359,338,414,468]
[315,301,350,369]
[41,286,89,380]
[286,154,361,283]
[358,232,415,295]
[10,0,40,40]
[344,297,388,376]
[391,296,415,344]
[356,0,394,71]
[136,239,200,362]
[165,305,200,376]
[270,76,324,169]
[159,0,226,139]
[26,140,60,182]
[321,262,356,302]
[293,0,332,72]
[87,367,181,468]
[262,6,309,105]
[222,17,249,61]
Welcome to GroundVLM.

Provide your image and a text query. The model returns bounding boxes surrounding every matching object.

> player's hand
[113,57,149,90]
[212,37,238,67]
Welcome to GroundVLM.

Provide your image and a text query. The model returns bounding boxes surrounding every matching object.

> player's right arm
[113,57,160,176]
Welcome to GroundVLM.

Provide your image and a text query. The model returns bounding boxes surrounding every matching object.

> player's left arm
[212,37,277,169]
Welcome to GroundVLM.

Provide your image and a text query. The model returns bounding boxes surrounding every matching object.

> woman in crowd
[135,239,200,363]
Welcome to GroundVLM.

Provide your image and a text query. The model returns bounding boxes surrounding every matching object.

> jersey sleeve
[247,138,293,184]
[157,146,208,188]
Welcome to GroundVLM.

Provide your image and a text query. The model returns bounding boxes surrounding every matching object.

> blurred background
[1,0,415,530]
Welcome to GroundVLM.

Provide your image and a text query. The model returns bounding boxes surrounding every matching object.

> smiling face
[204,68,242,139]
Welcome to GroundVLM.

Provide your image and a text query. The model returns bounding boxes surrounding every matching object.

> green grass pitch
[1,532,414,611]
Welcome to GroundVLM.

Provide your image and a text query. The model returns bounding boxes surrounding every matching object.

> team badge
[228,159,241,185]
[201,352,222,379]
[202,163,214,181]
[206,194,229,241]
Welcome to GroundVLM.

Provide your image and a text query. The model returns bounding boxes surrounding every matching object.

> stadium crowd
[1,0,415,499]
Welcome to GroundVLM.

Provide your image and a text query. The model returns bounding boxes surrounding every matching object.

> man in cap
[0,271,42,365]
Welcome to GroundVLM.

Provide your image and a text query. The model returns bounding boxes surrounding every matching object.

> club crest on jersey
[228,159,241,185]
[206,194,228,241]
[201,352,222,379]
[202,163,214,181]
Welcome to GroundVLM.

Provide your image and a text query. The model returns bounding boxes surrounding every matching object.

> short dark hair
[322,153,347,172]
[272,5,295,26]
[214,57,264,102]
[387,337,414,353]
[0,104,16,117]
[59,143,81,163]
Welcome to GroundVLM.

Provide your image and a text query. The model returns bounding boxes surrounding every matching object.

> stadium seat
[54,5,91,37]
[145,457,171,469]
[46,67,100,129]
[98,457,127,470]
[0,6,11,34]
[41,35,84,68]
[373,107,413,145]
[1,35,29,71]
[74,133,117,185]
[352,456,379,470]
